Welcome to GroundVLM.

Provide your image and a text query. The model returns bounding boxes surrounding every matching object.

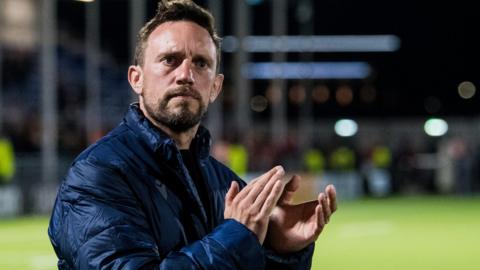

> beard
[143,86,207,133]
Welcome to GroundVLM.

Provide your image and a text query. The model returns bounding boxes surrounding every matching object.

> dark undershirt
[180,150,211,222]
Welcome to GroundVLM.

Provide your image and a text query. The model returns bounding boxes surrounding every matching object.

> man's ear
[128,65,144,95]
[210,74,224,103]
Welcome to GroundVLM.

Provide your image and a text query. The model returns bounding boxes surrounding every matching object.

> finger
[259,179,285,217]
[326,184,337,213]
[232,166,283,200]
[315,202,325,235]
[225,181,239,206]
[319,193,331,223]
[250,167,286,211]
[278,174,301,205]
[235,166,285,204]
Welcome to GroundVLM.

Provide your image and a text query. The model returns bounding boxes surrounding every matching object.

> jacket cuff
[210,219,265,269]
[264,243,314,269]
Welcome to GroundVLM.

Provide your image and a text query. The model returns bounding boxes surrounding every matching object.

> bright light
[288,85,306,104]
[223,35,400,53]
[458,81,476,99]
[75,0,95,2]
[0,0,36,48]
[424,118,448,137]
[335,85,353,106]
[243,62,371,79]
[250,95,268,112]
[312,85,330,103]
[334,119,358,137]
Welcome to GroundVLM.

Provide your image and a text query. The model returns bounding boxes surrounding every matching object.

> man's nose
[176,59,194,85]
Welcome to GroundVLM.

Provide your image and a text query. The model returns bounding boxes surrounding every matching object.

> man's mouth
[170,94,197,100]
[168,89,200,101]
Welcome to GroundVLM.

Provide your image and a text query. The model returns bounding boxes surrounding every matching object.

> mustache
[165,86,201,101]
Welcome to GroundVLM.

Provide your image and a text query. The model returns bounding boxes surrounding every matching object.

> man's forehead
[148,21,216,55]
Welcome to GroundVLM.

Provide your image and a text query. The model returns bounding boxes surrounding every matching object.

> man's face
[131,21,223,132]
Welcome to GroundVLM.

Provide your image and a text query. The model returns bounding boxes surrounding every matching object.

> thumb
[279,175,301,205]
[225,181,239,206]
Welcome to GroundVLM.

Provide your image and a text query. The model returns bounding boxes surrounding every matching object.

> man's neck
[140,106,199,150]
[167,125,199,150]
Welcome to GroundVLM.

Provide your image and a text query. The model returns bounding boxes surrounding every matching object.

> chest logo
[155,181,168,200]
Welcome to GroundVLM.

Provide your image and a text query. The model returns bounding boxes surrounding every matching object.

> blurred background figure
[361,142,392,197]
[302,146,325,175]
[437,136,473,195]
[212,139,248,177]
[0,134,15,185]
[0,132,20,218]
[324,144,361,200]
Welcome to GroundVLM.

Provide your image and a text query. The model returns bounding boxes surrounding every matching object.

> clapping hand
[266,175,337,254]
[224,166,289,244]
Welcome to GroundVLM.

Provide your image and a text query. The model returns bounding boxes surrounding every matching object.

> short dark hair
[134,0,222,72]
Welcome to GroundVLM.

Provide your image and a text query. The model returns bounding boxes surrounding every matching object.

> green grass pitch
[313,195,480,270]
[1,195,479,270]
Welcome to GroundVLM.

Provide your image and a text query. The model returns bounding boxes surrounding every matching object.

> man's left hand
[266,176,337,254]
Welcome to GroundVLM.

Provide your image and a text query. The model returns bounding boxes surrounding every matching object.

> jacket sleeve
[49,158,267,270]
[264,244,314,270]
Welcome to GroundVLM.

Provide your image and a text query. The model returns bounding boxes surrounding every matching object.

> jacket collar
[124,103,212,160]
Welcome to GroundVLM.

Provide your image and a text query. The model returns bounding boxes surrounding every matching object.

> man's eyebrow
[193,54,213,64]
[154,51,185,61]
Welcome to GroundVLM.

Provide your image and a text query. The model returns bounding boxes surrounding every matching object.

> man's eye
[163,56,177,65]
[195,60,208,68]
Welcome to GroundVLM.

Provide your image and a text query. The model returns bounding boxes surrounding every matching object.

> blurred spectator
[372,145,392,169]
[392,137,417,194]
[274,130,301,170]
[303,148,326,175]
[437,138,455,194]
[211,140,230,164]
[245,130,275,171]
[324,144,362,200]
[471,144,480,193]
[229,143,248,177]
[436,137,475,195]
[0,134,15,185]
[212,140,248,177]
[361,144,393,197]
[446,137,473,195]
[329,146,356,171]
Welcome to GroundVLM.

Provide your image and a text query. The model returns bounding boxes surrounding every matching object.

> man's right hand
[224,166,288,244]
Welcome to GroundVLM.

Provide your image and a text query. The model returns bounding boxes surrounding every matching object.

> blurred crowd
[4,125,480,197]
[212,131,480,197]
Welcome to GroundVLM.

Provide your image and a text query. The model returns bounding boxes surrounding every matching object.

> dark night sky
[58,0,479,117]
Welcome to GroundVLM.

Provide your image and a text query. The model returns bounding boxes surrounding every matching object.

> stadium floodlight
[424,118,448,137]
[222,35,400,53]
[334,119,358,137]
[243,62,371,79]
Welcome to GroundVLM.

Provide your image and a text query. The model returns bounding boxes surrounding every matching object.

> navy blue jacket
[48,104,313,269]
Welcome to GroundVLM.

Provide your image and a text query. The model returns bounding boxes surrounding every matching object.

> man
[48,1,337,269]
